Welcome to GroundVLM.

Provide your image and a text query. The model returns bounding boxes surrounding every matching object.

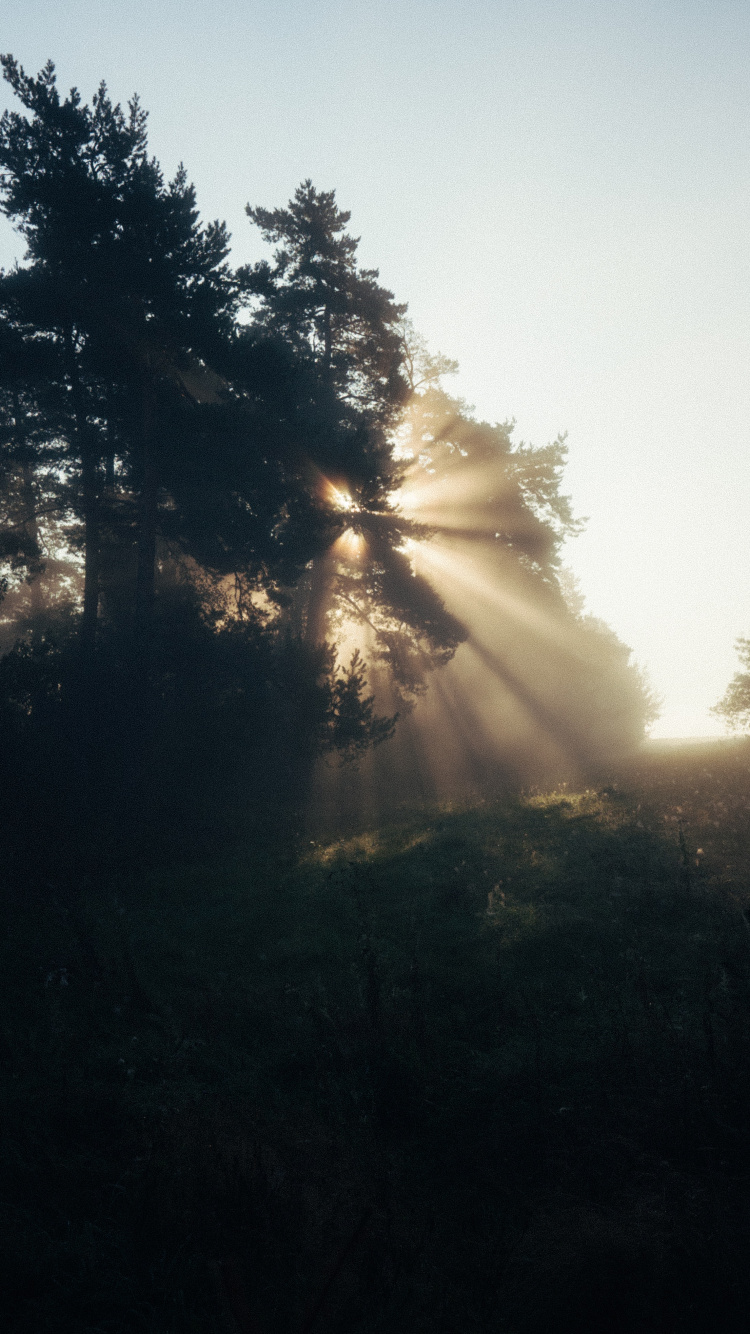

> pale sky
[2,0,749,737]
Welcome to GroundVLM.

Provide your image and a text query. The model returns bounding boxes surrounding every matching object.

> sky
[1,0,748,738]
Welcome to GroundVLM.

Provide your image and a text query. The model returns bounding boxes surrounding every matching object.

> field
[4,739,750,1332]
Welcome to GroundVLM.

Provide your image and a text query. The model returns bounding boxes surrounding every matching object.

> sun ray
[397,458,519,515]
[330,528,366,560]
[412,540,587,661]
[306,440,638,831]
[464,637,589,768]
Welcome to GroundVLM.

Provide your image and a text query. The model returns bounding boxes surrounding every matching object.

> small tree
[711,638,750,733]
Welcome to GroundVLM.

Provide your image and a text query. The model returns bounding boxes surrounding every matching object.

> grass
[4,739,750,1331]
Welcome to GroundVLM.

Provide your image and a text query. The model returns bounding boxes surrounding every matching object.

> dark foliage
[0,60,425,864]
[0,581,394,880]
[0,54,654,867]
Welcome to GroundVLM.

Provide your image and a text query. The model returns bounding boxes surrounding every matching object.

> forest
[3,56,750,1334]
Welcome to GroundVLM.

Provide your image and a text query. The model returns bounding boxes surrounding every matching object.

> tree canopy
[0,56,657,867]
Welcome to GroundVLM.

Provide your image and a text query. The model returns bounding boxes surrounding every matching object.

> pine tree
[244,183,466,691]
[0,287,63,644]
[243,180,409,498]
[0,56,242,669]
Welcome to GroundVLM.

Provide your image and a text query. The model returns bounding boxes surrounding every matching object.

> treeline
[0,57,653,874]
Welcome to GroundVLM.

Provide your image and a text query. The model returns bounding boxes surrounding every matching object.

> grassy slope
[4,740,750,1332]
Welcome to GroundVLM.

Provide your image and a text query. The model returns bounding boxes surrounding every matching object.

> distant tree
[711,638,750,733]
[559,568,662,737]
[397,317,459,396]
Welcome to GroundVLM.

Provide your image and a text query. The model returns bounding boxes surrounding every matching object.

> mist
[309,384,654,830]
[2,36,749,1334]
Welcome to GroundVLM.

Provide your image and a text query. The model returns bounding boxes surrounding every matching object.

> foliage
[400,383,583,574]
[387,389,659,756]
[557,570,662,739]
[242,182,468,698]
[711,637,750,733]
[0,60,409,854]
[0,62,464,703]
[0,546,402,875]
[243,180,408,462]
[0,53,658,861]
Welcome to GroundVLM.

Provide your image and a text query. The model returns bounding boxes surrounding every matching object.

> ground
[3,738,750,1332]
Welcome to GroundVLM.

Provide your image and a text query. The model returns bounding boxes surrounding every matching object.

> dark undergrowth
[4,739,750,1332]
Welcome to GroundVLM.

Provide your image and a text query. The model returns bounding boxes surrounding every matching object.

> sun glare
[324,480,356,511]
[398,461,515,517]
[309,437,649,834]
[332,528,365,559]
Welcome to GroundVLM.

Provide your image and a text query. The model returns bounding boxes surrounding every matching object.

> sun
[324,480,356,512]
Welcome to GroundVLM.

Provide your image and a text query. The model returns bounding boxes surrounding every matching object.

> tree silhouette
[243,183,467,694]
[712,638,750,733]
[0,57,659,867]
[0,64,402,865]
[244,180,407,477]
[0,56,243,672]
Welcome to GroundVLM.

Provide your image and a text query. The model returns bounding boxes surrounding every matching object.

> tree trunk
[21,460,43,634]
[104,417,116,489]
[322,301,332,378]
[13,391,44,637]
[134,380,157,667]
[80,450,100,660]
[305,553,332,645]
[123,378,159,830]
[63,328,99,665]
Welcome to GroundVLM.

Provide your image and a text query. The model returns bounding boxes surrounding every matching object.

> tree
[0,58,657,863]
[0,56,243,670]
[398,381,582,576]
[0,315,42,577]
[0,66,401,867]
[0,58,153,663]
[243,179,408,492]
[711,638,750,733]
[243,184,467,697]
[381,374,660,777]
[0,290,70,646]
